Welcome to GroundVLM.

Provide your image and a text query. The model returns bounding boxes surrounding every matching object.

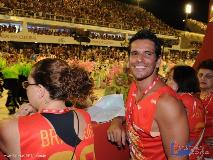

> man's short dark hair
[197,59,213,71]
[128,29,162,58]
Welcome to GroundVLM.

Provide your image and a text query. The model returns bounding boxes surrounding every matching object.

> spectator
[197,59,213,158]
[0,58,95,160]
[166,65,205,159]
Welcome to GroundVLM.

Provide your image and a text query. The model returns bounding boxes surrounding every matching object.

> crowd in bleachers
[28,26,72,37]
[158,49,198,77]
[190,41,202,49]
[89,31,125,41]
[163,49,197,63]
[0,42,129,90]
[27,26,126,41]
[0,41,199,64]
[0,42,128,63]
[186,19,207,34]
[0,0,178,36]
[0,24,17,33]
[0,41,198,77]
[161,39,180,48]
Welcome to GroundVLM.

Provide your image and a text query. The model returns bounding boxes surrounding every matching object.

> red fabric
[201,92,213,158]
[179,93,205,159]
[0,151,7,160]
[18,109,95,160]
[193,23,213,69]
[202,92,213,138]
[92,122,130,160]
[126,82,178,160]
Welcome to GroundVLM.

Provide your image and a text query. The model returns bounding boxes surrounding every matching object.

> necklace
[202,92,213,113]
[135,76,160,103]
[200,92,210,101]
[40,107,72,114]
[127,76,160,124]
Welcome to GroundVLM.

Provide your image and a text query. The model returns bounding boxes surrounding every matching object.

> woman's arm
[0,118,20,160]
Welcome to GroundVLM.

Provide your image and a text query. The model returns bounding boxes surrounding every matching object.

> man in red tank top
[107,30,189,160]
[197,59,213,158]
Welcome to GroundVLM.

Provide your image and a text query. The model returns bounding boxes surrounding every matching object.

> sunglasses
[22,81,38,89]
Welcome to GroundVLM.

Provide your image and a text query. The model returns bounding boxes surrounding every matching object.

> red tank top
[201,92,213,158]
[126,82,178,160]
[202,92,213,138]
[179,93,205,159]
[18,108,95,160]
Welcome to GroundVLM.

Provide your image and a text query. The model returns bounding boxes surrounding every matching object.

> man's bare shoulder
[155,93,186,122]
[154,92,189,160]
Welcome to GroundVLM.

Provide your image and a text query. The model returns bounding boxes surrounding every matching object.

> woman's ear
[173,83,179,92]
[156,57,161,68]
[37,84,46,98]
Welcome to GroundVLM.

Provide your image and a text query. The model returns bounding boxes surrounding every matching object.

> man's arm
[156,94,189,160]
[107,116,126,147]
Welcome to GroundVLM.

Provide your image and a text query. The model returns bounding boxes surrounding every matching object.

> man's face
[197,68,213,91]
[129,39,160,81]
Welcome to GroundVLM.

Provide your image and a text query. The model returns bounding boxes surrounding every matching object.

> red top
[202,92,213,138]
[201,92,213,158]
[179,93,205,159]
[126,82,178,160]
[18,108,95,160]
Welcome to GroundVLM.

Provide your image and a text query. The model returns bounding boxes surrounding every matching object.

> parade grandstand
[0,0,179,35]
[0,0,206,79]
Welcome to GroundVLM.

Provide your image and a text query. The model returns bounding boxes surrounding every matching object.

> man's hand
[107,117,126,147]
[14,103,37,117]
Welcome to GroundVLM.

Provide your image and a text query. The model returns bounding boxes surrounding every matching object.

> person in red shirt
[197,59,213,158]
[0,58,95,160]
[107,29,189,160]
[166,65,205,159]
